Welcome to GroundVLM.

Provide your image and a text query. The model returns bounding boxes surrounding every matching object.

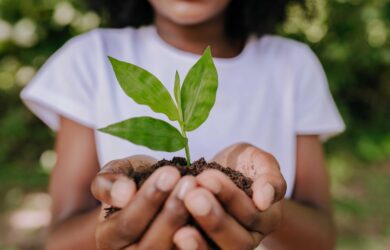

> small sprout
[99,47,218,166]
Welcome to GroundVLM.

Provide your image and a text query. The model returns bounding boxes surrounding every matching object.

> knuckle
[220,186,235,203]
[102,159,133,175]
[207,212,227,233]
[242,211,261,229]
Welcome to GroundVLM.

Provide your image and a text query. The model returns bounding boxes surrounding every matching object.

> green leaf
[108,57,179,121]
[174,71,183,121]
[174,71,181,107]
[99,117,187,152]
[181,47,218,131]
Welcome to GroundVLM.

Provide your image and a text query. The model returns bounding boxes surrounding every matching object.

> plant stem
[176,91,190,166]
[179,123,191,166]
[184,142,191,166]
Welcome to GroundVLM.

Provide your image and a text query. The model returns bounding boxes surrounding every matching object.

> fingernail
[97,176,113,190]
[111,177,134,207]
[187,193,212,216]
[179,237,198,250]
[261,183,275,209]
[156,171,177,192]
[176,179,193,200]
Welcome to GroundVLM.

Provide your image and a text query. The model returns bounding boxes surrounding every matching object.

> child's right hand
[91,155,198,250]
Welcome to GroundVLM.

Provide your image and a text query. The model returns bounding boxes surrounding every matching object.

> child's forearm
[262,199,335,250]
[46,207,100,250]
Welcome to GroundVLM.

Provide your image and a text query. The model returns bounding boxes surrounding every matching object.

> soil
[104,157,253,248]
[105,157,253,215]
[134,157,253,196]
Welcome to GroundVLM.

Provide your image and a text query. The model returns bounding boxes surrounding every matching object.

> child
[21,0,345,249]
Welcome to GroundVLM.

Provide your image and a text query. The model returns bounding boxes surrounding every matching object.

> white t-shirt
[21,26,345,198]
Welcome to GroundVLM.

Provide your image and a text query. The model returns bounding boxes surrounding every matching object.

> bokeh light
[40,150,57,173]
[53,1,76,26]
[12,18,39,48]
[366,19,387,48]
[72,11,100,32]
[15,66,36,87]
[0,19,12,42]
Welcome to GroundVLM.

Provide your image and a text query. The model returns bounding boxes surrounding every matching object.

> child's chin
[151,0,229,25]
[167,13,215,26]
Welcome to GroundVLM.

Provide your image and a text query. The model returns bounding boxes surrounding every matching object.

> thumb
[252,173,286,211]
[91,155,157,207]
[92,173,136,208]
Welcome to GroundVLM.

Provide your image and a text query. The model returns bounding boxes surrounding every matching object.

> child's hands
[90,144,286,250]
[173,143,287,250]
[91,155,196,250]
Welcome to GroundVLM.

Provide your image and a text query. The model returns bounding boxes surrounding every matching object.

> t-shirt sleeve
[20,32,96,131]
[294,45,345,140]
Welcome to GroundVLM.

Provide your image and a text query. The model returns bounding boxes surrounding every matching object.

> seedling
[99,48,218,166]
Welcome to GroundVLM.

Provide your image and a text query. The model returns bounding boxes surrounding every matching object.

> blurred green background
[0,0,389,249]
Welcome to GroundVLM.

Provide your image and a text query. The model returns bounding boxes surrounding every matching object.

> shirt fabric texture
[21,26,345,198]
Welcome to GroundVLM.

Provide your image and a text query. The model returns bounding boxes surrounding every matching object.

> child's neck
[154,14,244,59]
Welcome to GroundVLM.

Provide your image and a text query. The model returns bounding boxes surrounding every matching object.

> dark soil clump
[105,158,253,219]
[133,157,253,196]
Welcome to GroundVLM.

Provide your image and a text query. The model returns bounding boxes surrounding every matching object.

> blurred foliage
[0,0,98,198]
[0,0,389,249]
[281,0,390,163]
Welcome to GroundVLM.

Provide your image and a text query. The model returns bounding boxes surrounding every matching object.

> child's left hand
[173,143,287,250]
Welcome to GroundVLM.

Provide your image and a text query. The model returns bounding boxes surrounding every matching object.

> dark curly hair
[89,0,305,39]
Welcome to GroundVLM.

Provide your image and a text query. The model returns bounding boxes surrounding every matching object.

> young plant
[99,48,218,166]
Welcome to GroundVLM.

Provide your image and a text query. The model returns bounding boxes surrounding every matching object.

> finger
[91,158,133,205]
[212,143,284,184]
[197,170,279,234]
[212,143,287,210]
[197,170,282,234]
[96,166,180,249]
[96,177,137,222]
[91,155,156,204]
[174,226,209,250]
[138,176,197,250]
[184,188,262,250]
[212,143,276,178]
[110,176,137,207]
[252,173,286,211]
